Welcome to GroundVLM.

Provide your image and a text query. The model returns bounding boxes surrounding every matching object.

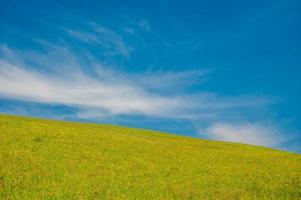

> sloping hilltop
[0,114,300,199]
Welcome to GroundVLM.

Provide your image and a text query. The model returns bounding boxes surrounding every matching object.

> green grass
[0,114,300,199]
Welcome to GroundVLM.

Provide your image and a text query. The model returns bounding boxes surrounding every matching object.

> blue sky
[0,0,300,152]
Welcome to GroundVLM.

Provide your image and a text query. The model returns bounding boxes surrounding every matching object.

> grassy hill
[0,114,300,199]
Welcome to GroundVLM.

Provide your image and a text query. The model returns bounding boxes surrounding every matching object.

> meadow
[0,114,300,199]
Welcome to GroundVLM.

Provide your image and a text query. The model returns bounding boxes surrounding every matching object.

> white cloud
[0,59,175,117]
[202,122,286,147]
[0,44,274,121]
[0,44,197,119]
[64,23,131,56]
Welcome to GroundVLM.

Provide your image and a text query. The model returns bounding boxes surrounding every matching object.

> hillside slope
[0,114,300,199]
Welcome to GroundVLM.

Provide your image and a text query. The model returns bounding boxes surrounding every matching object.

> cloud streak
[202,122,286,147]
[0,43,274,121]
[64,22,131,56]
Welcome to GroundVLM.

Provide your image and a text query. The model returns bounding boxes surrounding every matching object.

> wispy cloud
[0,43,273,121]
[64,22,131,56]
[201,122,286,147]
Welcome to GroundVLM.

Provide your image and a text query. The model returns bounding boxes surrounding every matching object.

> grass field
[0,114,300,199]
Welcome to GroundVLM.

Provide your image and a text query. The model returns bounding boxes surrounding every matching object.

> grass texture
[0,114,300,199]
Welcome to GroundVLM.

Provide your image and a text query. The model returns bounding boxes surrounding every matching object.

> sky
[0,0,300,153]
